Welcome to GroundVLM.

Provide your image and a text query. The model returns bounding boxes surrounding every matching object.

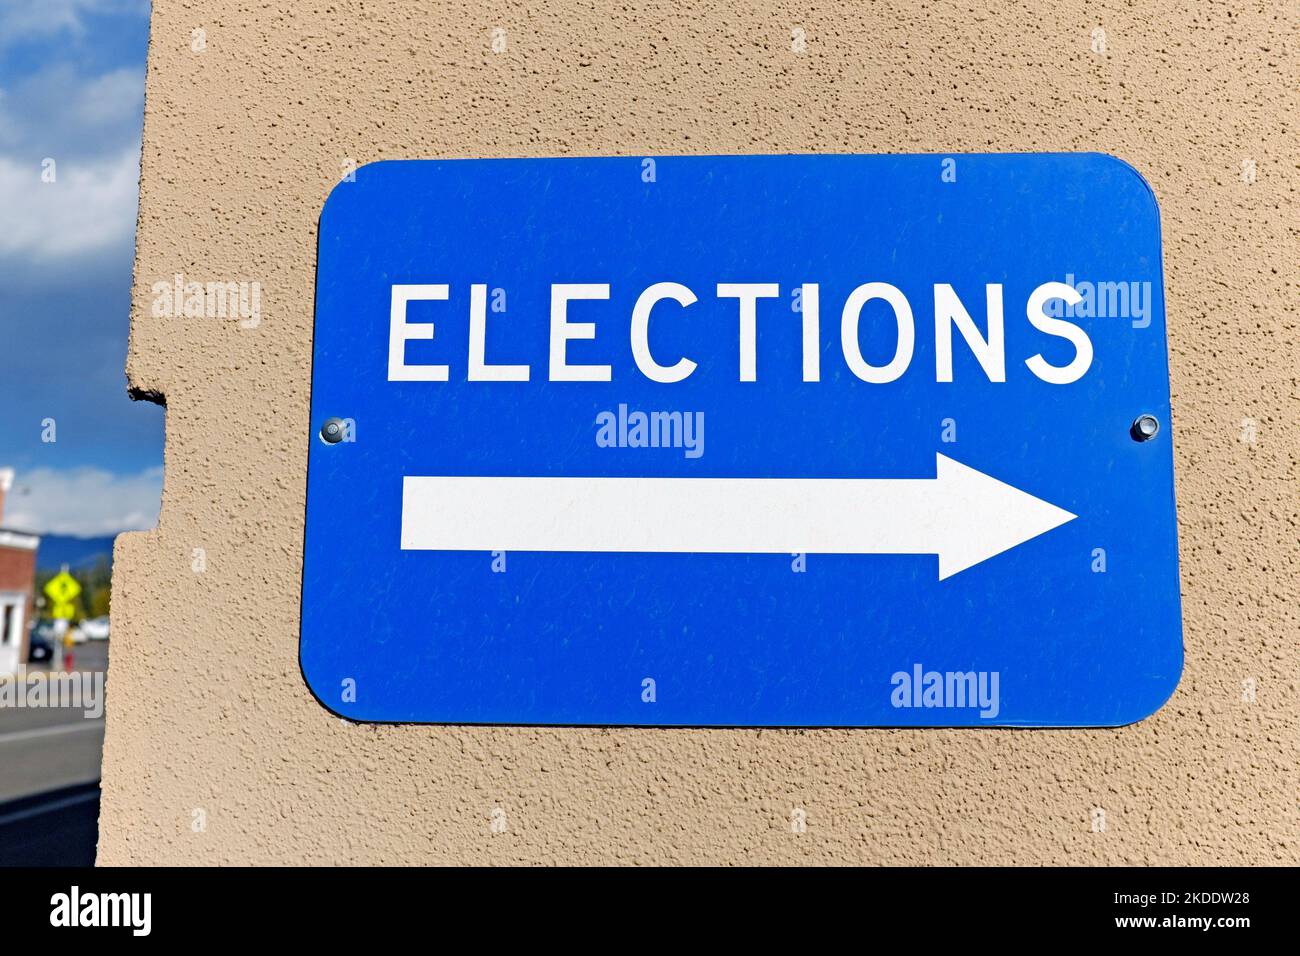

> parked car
[80,616,110,641]
[29,619,59,642]
[27,632,52,660]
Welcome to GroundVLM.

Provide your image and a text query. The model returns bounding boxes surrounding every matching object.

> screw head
[1130,414,1160,442]
[319,417,346,444]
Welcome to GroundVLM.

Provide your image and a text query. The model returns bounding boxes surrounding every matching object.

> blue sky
[0,1,161,536]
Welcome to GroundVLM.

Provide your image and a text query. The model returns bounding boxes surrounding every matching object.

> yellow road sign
[44,571,81,607]
[50,601,77,620]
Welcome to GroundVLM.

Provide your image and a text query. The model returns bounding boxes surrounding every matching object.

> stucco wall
[99,1,1298,864]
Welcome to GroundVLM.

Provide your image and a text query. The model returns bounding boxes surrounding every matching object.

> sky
[0,0,161,536]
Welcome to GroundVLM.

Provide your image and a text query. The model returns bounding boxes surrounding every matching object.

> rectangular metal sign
[301,153,1183,726]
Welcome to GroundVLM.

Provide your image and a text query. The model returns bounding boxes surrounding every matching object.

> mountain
[35,534,116,573]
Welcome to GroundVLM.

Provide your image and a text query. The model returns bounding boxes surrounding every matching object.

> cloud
[0,145,139,260]
[0,2,160,523]
[3,466,162,535]
[68,67,146,129]
[0,64,145,159]
[0,2,95,46]
[0,1,150,50]
[0,60,146,265]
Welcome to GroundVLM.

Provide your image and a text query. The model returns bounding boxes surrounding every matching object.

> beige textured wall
[99,0,1298,865]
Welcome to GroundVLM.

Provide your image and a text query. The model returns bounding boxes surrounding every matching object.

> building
[0,469,39,675]
[97,0,1296,867]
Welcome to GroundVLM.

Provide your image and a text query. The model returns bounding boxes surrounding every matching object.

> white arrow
[400,454,1077,579]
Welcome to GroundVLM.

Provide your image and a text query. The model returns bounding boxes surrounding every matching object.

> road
[0,641,109,864]
[0,641,109,804]
[0,783,100,866]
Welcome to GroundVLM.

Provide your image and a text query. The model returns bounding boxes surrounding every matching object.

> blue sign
[301,154,1182,727]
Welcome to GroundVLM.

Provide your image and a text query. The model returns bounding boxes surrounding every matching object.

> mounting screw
[1130,414,1160,442]
[319,417,346,444]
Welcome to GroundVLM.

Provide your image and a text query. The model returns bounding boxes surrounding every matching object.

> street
[0,641,108,810]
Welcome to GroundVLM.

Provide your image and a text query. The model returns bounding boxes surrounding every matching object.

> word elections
[387,281,1094,386]
[595,404,704,459]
